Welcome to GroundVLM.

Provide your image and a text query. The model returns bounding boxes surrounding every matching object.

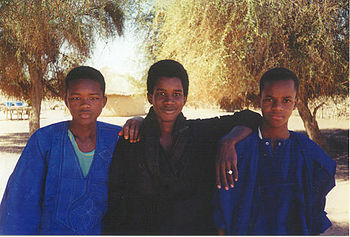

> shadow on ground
[0,132,29,154]
[322,222,349,236]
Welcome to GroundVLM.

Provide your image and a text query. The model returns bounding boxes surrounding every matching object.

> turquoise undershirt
[68,130,95,177]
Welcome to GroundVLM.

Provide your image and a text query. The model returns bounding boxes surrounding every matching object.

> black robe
[103,108,261,235]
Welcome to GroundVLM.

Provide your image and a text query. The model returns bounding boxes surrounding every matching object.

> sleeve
[0,132,47,234]
[213,191,226,229]
[212,189,236,232]
[298,136,336,235]
[310,145,336,234]
[102,138,128,235]
[191,109,262,142]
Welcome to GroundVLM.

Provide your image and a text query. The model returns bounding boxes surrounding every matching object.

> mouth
[79,110,92,119]
[160,107,177,114]
[270,114,284,121]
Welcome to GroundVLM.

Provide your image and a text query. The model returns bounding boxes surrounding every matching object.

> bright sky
[86,25,148,80]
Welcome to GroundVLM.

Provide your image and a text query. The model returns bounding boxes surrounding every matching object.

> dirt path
[0,108,348,235]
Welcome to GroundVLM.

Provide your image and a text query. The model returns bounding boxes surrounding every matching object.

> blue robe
[213,131,336,235]
[0,121,121,235]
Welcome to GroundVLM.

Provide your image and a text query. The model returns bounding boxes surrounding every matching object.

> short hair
[65,66,106,96]
[259,67,299,95]
[147,59,189,97]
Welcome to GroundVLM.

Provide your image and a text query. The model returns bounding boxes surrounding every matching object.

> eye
[263,98,272,102]
[174,92,183,97]
[69,97,80,101]
[283,98,292,103]
[89,97,100,101]
[157,92,166,96]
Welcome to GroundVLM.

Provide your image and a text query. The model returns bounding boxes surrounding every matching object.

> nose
[80,98,92,107]
[164,94,175,104]
[272,100,283,111]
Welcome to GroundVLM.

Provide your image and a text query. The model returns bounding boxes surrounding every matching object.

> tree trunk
[28,65,43,136]
[296,98,329,153]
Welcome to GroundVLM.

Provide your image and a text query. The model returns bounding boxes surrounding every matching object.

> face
[260,79,298,129]
[147,77,187,123]
[65,78,107,126]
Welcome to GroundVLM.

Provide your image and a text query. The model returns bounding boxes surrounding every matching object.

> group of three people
[0,60,335,235]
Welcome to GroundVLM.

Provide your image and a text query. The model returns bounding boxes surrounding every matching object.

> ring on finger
[227,170,233,175]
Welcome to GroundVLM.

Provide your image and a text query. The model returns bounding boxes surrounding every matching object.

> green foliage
[144,0,349,109]
[0,0,125,101]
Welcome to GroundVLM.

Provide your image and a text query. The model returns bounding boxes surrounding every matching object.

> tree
[0,0,125,134]
[144,0,349,151]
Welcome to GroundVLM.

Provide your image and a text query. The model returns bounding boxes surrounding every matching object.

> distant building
[100,67,146,117]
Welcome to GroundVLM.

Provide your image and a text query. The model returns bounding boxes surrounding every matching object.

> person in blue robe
[0,66,121,234]
[213,67,336,235]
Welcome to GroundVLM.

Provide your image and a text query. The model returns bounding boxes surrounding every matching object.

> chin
[159,114,178,122]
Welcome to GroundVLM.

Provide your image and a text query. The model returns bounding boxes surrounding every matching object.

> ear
[293,97,298,110]
[258,95,262,108]
[147,93,153,104]
[102,96,107,107]
[183,96,187,105]
[64,96,68,107]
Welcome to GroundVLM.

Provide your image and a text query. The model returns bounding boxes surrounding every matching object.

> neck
[69,121,97,139]
[158,120,175,137]
[261,122,289,140]
[157,119,176,152]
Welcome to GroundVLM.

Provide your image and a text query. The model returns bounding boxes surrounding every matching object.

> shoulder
[291,131,325,154]
[35,121,69,135]
[291,131,336,175]
[97,121,122,130]
[97,121,122,133]
[31,121,69,142]
[236,132,259,150]
[97,121,122,147]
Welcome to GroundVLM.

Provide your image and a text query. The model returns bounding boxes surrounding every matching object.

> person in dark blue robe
[213,67,336,235]
[0,66,121,234]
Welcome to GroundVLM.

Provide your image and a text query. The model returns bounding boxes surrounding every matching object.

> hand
[215,126,252,190]
[215,135,238,190]
[118,116,144,143]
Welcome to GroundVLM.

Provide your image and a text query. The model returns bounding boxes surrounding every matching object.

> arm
[103,139,128,234]
[0,133,46,234]
[213,110,261,190]
[310,148,336,234]
[216,126,252,190]
[118,116,144,143]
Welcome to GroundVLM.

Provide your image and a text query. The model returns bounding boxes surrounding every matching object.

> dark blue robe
[213,131,336,235]
[0,121,121,234]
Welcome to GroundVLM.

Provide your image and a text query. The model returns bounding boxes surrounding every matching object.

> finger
[129,124,135,143]
[221,163,229,190]
[135,123,144,143]
[233,165,238,183]
[226,163,234,188]
[231,147,239,182]
[133,123,140,142]
[118,129,124,136]
[216,158,222,189]
[123,125,129,140]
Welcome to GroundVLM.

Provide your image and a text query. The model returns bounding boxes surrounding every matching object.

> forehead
[154,77,184,90]
[262,80,297,96]
[67,78,103,93]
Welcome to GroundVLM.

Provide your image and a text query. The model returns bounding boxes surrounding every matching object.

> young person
[0,66,122,234]
[213,67,336,235]
[103,59,261,235]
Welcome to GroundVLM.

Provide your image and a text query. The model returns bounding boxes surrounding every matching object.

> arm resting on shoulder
[119,116,144,143]
[216,109,261,190]
[216,126,253,190]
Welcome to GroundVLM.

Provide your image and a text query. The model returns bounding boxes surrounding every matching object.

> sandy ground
[0,107,348,235]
